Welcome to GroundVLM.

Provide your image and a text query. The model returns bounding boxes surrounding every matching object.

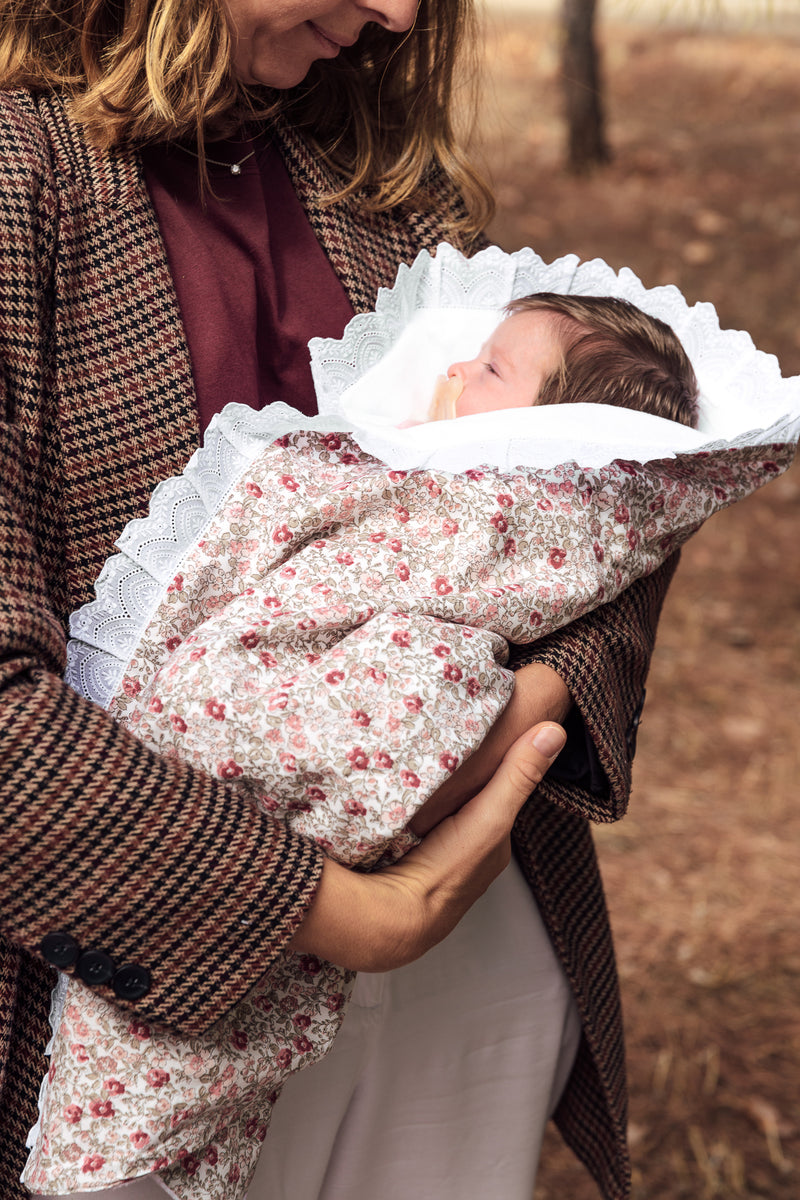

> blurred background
[472,2,800,1196]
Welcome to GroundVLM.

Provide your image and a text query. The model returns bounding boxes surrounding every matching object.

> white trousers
[36,859,581,1200]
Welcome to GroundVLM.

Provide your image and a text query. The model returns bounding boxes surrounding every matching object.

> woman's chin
[234,53,312,90]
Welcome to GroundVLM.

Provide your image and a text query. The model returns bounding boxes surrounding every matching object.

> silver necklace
[175,142,256,176]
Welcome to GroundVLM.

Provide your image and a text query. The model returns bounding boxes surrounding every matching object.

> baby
[427,293,698,427]
[27,293,712,1200]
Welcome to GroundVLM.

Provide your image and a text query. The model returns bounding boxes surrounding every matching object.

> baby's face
[446,310,564,418]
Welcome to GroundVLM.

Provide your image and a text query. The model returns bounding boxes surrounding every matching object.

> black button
[112,964,152,1001]
[625,688,647,759]
[40,932,80,969]
[77,950,115,986]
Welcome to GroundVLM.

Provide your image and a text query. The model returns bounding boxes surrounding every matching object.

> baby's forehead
[499,306,589,350]
[494,308,569,346]
[500,307,562,331]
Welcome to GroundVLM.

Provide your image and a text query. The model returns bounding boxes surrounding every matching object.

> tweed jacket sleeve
[511,553,679,822]
[0,90,324,1036]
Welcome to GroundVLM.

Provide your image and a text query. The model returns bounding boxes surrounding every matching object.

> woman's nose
[356,0,418,33]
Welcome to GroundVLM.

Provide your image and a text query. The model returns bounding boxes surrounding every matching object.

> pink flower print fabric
[25,430,788,1199]
[125,604,510,869]
[25,949,350,1199]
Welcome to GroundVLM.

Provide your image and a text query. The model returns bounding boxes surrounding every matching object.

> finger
[432,720,566,889]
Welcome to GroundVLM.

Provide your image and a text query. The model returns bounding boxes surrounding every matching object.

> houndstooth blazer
[0,88,678,1199]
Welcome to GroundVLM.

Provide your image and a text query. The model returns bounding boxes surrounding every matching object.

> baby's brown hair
[506,293,699,429]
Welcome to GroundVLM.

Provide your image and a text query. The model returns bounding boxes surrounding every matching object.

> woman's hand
[409,661,572,837]
[288,720,567,973]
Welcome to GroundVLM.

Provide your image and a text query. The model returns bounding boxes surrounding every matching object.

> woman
[0,0,676,1196]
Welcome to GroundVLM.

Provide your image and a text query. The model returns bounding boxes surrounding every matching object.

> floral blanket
[24,428,784,1199]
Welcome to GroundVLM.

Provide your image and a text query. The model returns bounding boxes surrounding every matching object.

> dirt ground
[476,11,800,1199]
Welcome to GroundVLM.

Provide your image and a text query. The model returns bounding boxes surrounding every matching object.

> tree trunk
[561,0,611,173]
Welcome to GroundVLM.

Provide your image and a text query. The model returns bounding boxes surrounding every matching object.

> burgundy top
[142,135,355,433]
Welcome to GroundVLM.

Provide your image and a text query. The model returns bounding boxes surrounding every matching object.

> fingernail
[533,726,567,758]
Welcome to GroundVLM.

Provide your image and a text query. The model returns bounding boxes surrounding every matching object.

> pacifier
[427,374,464,422]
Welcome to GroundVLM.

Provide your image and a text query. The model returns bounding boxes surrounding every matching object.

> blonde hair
[506,294,699,428]
[0,0,492,240]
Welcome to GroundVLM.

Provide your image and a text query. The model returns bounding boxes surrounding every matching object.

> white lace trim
[66,244,800,715]
[66,405,356,711]
[24,972,67,1154]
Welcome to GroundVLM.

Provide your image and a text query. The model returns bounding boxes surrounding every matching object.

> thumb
[393,721,568,956]
[469,721,567,826]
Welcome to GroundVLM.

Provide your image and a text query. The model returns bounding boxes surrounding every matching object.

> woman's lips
[309,22,355,53]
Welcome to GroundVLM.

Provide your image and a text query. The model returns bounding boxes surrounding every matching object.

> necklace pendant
[230,163,242,175]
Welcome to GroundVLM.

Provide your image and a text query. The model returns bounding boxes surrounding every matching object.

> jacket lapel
[36,94,201,614]
[272,117,438,315]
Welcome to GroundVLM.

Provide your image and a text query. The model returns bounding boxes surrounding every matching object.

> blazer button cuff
[41,931,80,969]
[113,964,152,1001]
[77,950,115,986]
